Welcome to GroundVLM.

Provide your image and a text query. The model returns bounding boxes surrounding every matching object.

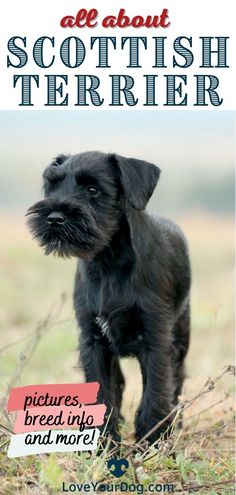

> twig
[177,394,230,423]
[0,294,67,409]
[0,439,10,449]
[129,455,140,484]
[0,317,73,355]
[0,423,13,435]
[177,477,235,493]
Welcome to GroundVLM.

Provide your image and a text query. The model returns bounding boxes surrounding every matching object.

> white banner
[7,428,100,458]
[0,0,235,109]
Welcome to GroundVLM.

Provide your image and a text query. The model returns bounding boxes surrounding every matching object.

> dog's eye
[87,185,99,196]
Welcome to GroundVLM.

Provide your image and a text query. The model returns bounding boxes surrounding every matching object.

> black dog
[27,152,191,446]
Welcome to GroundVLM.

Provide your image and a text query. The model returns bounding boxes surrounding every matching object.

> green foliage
[39,454,64,490]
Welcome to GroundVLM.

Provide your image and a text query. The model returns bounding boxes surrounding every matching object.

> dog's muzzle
[26,197,117,259]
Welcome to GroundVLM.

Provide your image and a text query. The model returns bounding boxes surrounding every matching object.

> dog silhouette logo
[107,458,129,478]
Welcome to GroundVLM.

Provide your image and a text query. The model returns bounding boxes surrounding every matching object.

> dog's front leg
[79,328,120,443]
[135,318,174,446]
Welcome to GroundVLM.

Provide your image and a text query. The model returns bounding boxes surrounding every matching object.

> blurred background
[0,111,234,215]
[0,110,234,421]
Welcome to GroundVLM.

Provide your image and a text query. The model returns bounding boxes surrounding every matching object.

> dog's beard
[26,199,117,259]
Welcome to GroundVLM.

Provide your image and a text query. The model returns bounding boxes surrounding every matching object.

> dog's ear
[114,155,161,210]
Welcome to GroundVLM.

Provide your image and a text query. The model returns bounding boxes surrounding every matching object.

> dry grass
[0,213,235,494]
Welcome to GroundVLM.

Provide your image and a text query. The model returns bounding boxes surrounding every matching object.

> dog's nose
[47,211,65,225]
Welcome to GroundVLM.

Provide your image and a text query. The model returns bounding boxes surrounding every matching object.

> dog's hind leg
[111,357,125,421]
[135,314,175,445]
[172,302,190,407]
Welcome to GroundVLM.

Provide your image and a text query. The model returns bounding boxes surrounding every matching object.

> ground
[0,213,234,494]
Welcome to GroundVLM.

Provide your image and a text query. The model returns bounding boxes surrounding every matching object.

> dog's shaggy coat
[27,152,191,445]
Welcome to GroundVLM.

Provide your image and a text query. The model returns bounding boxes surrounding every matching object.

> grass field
[0,212,235,494]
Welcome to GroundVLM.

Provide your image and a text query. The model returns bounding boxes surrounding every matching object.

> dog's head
[26,152,160,259]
